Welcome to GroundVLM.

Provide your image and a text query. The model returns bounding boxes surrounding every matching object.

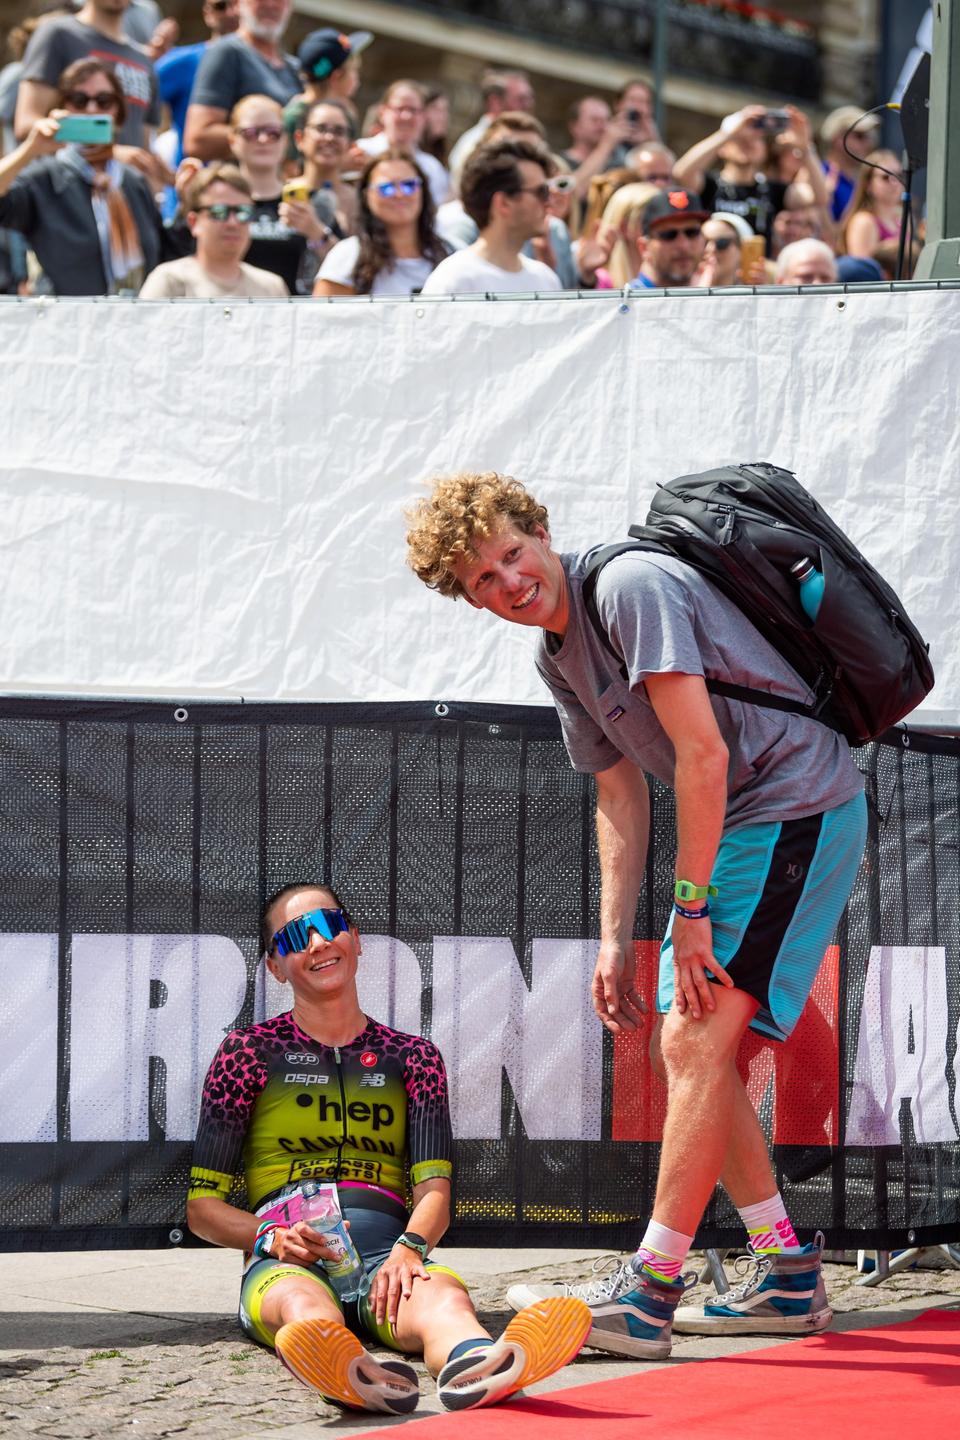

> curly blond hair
[405,472,549,599]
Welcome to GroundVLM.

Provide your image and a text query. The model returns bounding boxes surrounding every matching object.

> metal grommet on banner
[836,300,846,311]
[416,307,425,318]
[223,308,231,320]
[168,1228,184,1245]
[434,702,450,718]
[489,724,501,735]
[901,728,911,747]
[174,707,189,723]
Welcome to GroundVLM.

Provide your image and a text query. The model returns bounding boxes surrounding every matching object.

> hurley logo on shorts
[784,861,805,884]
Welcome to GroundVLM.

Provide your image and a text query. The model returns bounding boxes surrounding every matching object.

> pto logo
[360,1051,378,1067]
[286,1053,318,1065]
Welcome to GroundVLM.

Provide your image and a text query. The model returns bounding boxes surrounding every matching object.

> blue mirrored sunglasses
[271,907,349,956]
[372,177,421,198]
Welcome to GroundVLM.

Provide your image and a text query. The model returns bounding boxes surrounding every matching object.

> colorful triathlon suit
[188,1013,456,1348]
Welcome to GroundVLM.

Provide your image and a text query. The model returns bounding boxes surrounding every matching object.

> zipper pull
[334,1047,341,1062]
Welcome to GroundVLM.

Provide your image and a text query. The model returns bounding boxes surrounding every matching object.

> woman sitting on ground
[186,881,589,1414]
[313,148,448,297]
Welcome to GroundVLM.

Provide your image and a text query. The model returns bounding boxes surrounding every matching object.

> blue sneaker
[561,1259,691,1360]
[672,1233,832,1335]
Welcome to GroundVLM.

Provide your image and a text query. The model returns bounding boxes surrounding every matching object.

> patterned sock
[634,1220,694,1284]
[738,1192,800,1253]
[446,1338,493,1364]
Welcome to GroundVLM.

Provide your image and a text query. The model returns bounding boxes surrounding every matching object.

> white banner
[1,289,956,723]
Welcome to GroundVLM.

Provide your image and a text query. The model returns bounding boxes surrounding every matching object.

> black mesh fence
[0,698,957,1252]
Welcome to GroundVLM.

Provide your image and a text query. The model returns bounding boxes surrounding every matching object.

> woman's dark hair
[353,147,447,295]
[420,86,449,165]
[460,137,552,230]
[55,57,127,128]
[260,882,352,954]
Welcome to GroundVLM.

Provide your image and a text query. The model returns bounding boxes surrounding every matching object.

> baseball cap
[298,28,373,81]
[642,189,709,234]
[820,106,879,146]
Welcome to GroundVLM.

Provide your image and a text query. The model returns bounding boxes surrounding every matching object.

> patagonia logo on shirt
[606,705,625,722]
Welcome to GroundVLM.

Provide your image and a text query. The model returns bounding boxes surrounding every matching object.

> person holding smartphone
[0,57,167,295]
[185,880,590,1413]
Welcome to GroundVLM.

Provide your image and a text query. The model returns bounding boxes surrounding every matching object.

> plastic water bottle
[299,1181,367,1302]
[790,556,825,621]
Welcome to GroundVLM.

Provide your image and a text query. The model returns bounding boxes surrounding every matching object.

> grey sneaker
[583,1261,694,1360]
[672,1233,832,1335]
[505,1255,629,1313]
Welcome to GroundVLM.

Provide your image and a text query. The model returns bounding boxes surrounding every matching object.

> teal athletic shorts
[658,791,867,1042]
[239,1197,466,1351]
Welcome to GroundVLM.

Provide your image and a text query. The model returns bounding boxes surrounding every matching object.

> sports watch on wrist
[394,1231,429,1260]
[674,880,718,903]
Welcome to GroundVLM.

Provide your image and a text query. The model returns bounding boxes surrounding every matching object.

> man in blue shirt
[156,0,239,168]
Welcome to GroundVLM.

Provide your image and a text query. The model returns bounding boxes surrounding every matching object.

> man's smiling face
[451,520,570,636]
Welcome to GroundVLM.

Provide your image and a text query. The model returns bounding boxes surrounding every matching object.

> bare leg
[260,1275,343,1335]
[392,1274,487,1376]
[653,986,772,1234]
[719,1067,781,1208]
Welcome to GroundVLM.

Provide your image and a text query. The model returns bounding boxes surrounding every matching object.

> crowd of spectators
[0,0,922,299]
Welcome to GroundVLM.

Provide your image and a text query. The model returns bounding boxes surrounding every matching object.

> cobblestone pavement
[3,1253,959,1440]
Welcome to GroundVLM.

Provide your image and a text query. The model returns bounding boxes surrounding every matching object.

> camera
[751,110,790,134]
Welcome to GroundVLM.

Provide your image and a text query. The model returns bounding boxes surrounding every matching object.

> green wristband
[674,879,719,903]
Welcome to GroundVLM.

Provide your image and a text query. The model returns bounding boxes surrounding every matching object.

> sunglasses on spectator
[270,907,350,957]
[707,235,736,251]
[207,0,233,9]
[65,91,119,111]
[197,203,255,222]
[371,177,422,197]
[652,225,703,241]
[643,172,674,184]
[385,103,423,116]
[509,183,551,203]
[306,122,350,139]
[236,125,284,143]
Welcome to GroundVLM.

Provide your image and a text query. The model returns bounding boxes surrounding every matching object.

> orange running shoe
[275,1318,419,1414]
[436,1295,591,1411]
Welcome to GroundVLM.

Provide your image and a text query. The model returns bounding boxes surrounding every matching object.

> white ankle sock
[634,1220,694,1282]
[738,1192,800,1253]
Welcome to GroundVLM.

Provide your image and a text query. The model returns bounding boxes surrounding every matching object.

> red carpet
[353,1308,960,1439]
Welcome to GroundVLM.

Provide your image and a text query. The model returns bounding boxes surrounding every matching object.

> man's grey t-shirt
[536,550,863,830]
[21,18,160,148]
[190,33,300,112]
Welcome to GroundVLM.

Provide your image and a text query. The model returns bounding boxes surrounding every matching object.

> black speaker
[900,50,930,171]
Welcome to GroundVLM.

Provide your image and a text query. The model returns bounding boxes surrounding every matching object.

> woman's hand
[267,1219,351,1266]
[279,197,327,243]
[368,1243,430,1327]
[27,112,66,159]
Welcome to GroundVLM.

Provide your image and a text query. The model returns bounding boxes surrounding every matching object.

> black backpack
[580,462,934,746]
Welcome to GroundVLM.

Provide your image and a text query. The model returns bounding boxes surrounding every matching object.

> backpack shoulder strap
[579,538,839,729]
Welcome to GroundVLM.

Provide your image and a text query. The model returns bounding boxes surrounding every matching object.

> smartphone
[625,108,640,124]
[56,114,114,145]
[281,179,311,205]
[739,234,766,281]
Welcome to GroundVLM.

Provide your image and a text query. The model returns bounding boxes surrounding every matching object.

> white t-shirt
[355,132,451,208]
[138,256,288,299]
[419,248,561,296]
[317,235,436,297]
